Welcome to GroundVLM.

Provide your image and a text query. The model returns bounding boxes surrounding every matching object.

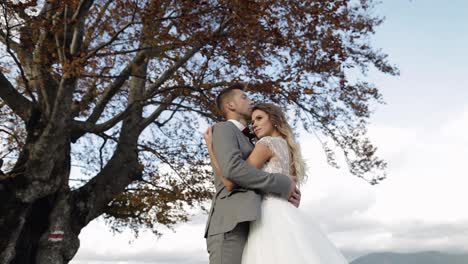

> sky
[71,0,468,263]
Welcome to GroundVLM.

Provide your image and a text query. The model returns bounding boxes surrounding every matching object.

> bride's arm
[246,143,274,169]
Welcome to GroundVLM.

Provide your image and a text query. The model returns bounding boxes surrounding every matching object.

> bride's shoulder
[257,136,273,142]
[258,136,284,142]
[257,136,284,148]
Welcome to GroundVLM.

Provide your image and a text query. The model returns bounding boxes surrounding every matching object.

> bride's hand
[203,125,214,147]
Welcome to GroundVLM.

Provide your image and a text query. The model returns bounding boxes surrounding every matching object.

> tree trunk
[0,191,82,264]
[0,113,81,264]
[0,61,148,264]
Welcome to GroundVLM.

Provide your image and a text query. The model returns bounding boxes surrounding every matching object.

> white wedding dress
[241,136,348,264]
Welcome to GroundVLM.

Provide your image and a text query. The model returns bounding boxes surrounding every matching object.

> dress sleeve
[256,136,274,152]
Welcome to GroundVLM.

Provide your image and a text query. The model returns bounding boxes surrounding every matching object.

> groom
[204,83,301,264]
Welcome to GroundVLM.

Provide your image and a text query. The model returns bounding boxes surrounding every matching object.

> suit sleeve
[212,122,292,199]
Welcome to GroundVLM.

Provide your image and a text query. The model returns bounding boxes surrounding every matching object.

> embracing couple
[203,83,348,263]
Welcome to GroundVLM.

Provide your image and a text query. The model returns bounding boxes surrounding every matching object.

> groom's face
[229,89,254,118]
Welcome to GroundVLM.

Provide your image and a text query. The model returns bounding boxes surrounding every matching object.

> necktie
[242,126,256,141]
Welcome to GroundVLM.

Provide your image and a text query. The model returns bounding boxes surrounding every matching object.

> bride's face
[252,109,275,139]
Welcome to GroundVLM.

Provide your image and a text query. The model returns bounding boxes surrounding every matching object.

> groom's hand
[287,177,301,208]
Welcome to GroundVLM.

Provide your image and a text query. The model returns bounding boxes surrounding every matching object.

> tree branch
[0,31,21,55]
[71,152,142,227]
[0,71,33,121]
[0,10,35,103]
[71,0,95,23]
[82,0,113,51]
[33,2,61,117]
[86,41,164,123]
[73,102,137,135]
[81,45,176,126]
[70,0,95,55]
[0,128,22,147]
[144,44,204,99]
[139,94,177,130]
[84,70,133,127]
[143,18,232,98]
[71,119,143,227]
[154,100,218,120]
[85,20,135,60]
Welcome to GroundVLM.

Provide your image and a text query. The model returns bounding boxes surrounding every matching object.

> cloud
[337,219,468,256]
[74,248,206,264]
[72,216,209,264]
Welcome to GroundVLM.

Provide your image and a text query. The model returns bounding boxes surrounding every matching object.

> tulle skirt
[241,196,349,264]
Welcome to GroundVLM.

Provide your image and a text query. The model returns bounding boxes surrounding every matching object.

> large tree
[0,0,397,263]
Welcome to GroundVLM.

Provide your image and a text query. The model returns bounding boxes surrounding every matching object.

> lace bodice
[257,136,290,176]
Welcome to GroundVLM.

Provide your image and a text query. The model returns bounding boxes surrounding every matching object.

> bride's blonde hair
[252,103,307,184]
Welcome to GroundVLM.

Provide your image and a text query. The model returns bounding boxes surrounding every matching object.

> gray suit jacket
[204,121,292,237]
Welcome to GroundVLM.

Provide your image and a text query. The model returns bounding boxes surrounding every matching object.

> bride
[204,102,349,263]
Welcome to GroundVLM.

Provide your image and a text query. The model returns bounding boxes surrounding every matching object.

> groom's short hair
[216,83,245,118]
